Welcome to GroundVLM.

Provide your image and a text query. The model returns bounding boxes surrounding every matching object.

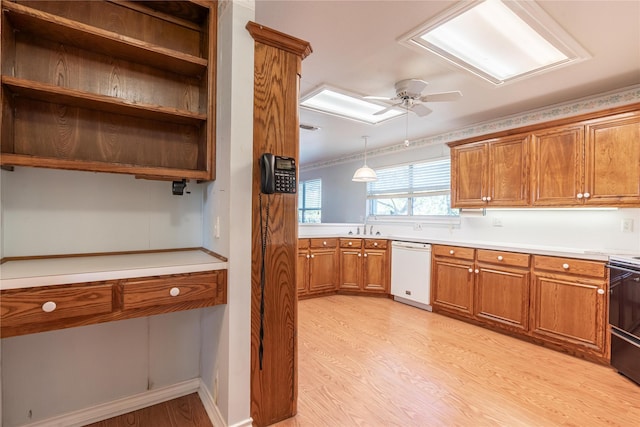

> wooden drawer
[310,238,338,249]
[364,239,387,249]
[533,256,606,278]
[298,239,310,249]
[433,245,475,260]
[340,238,362,248]
[0,283,113,326]
[477,249,530,268]
[121,272,219,310]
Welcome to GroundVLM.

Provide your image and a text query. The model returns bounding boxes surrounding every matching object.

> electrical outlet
[214,216,220,239]
[621,218,634,233]
[413,223,422,231]
[492,217,503,227]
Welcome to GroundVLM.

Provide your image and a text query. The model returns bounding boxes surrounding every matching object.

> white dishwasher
[391,241,432,311]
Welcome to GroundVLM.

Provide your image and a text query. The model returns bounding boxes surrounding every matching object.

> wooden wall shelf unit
[449,104,640,208]
[0,248,227,338]
[0,0,217,181]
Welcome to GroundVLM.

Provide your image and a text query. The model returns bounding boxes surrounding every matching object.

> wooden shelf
[2,1,208,77]
[2,76,207,126]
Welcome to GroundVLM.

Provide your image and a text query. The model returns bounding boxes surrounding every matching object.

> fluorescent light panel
[300,88,402,124]
[402,0,589,85]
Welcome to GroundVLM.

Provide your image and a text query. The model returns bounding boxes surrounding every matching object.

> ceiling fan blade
[404,79,428,95]
[364,95,395,101]
[411,103,433,117]
[419,91,463,102]
[373,102,402,116]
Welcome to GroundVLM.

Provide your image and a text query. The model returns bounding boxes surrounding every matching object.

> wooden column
[247,22,312,427]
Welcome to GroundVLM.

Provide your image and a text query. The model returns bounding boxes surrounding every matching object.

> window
[298,178,322,223]
[367,159,459,218]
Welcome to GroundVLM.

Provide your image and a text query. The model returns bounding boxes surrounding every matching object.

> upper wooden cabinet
[451,134,530,208]
[450,105,640,208]
[0,0,217,180]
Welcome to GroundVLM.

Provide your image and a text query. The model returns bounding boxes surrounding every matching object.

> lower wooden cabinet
[1,270,227,338]
[431,245,475,317]
[298,238,338,297]
[339,239,389,293]
[531,256,608,359]
[431,244,609,363]
[475,250,531,332]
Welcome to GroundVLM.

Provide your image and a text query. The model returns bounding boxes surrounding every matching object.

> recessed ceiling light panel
[300,87,403,124]
[400,0,590,85]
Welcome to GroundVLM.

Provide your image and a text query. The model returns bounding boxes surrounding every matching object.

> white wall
[200,1,254,426]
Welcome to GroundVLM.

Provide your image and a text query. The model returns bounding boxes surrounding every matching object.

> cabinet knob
[486,196,492,202]
[468,268,473,273]
[170,287,180,297]
[577,193,583,199]
[311,254,315,258]
[348,241,352,246]
[364,253,368,257]
[475,269,479,274]
[358,253,362,257]
[562,263,569,269]
[374,242,378,247]
[306,254,310,259]
[42,301,57,313]
[450,250,455,255]
[497,255,503,261]
[583,192,590,198]
[323,241,327,246]
[482,196,487,202]
[597,288,605,295]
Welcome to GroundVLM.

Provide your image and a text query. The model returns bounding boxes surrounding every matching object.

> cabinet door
[432,258,474,317]
[475,264,530,331]
[451,144,486,207]
[487,135,530,206]
[309,248,337,293]
[531,125,584,206]
[363,249,388,293]
[297,250,310,295]
[531,273,607,355]
[339,249,362,290]
[584,113,640,205]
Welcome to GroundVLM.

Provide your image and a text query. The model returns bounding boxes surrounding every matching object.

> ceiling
[255,1,640,166]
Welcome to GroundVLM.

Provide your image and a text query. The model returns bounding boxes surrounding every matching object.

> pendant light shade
[352,136,378,182]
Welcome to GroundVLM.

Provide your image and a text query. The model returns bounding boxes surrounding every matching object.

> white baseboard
[197,381,253,427]
[22,378,201,427]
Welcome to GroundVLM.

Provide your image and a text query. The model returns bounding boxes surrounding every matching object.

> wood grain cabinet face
[121,272,220,310]
[475,250,531,332]
[531,256,608,357]
[308,239,338,294]
[0,0,217,180]
[431,246,475,317]
[339,239,389,293]
[1,283,113,328]
[584,113,640,205]
[451,135,529,208]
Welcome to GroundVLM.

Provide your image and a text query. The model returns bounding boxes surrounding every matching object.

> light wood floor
[274,295,640,427]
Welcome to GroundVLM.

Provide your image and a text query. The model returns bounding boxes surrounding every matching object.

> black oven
[607,256,640,385]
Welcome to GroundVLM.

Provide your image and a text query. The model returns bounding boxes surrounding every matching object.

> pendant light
[352,136,377,182]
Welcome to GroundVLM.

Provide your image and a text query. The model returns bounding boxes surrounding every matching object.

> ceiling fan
[365,79,462,117]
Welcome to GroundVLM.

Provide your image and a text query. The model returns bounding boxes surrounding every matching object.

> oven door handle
[606,264,640,274]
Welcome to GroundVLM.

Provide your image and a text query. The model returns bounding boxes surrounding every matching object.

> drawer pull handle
[170,287,180,297]
[450,250,455,255]
[348,242,352,246]
[374,242,378,247]
[497,256,503,261]
[42,301,57,313]
[597,289,605,295]
[323,241,327,246]
[562,263,570,269]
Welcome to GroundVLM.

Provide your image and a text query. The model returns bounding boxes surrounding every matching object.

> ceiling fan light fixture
[352,136,378,182]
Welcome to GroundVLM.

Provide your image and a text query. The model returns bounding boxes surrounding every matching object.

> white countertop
[299,232,614,261]
[0,249,227,290]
